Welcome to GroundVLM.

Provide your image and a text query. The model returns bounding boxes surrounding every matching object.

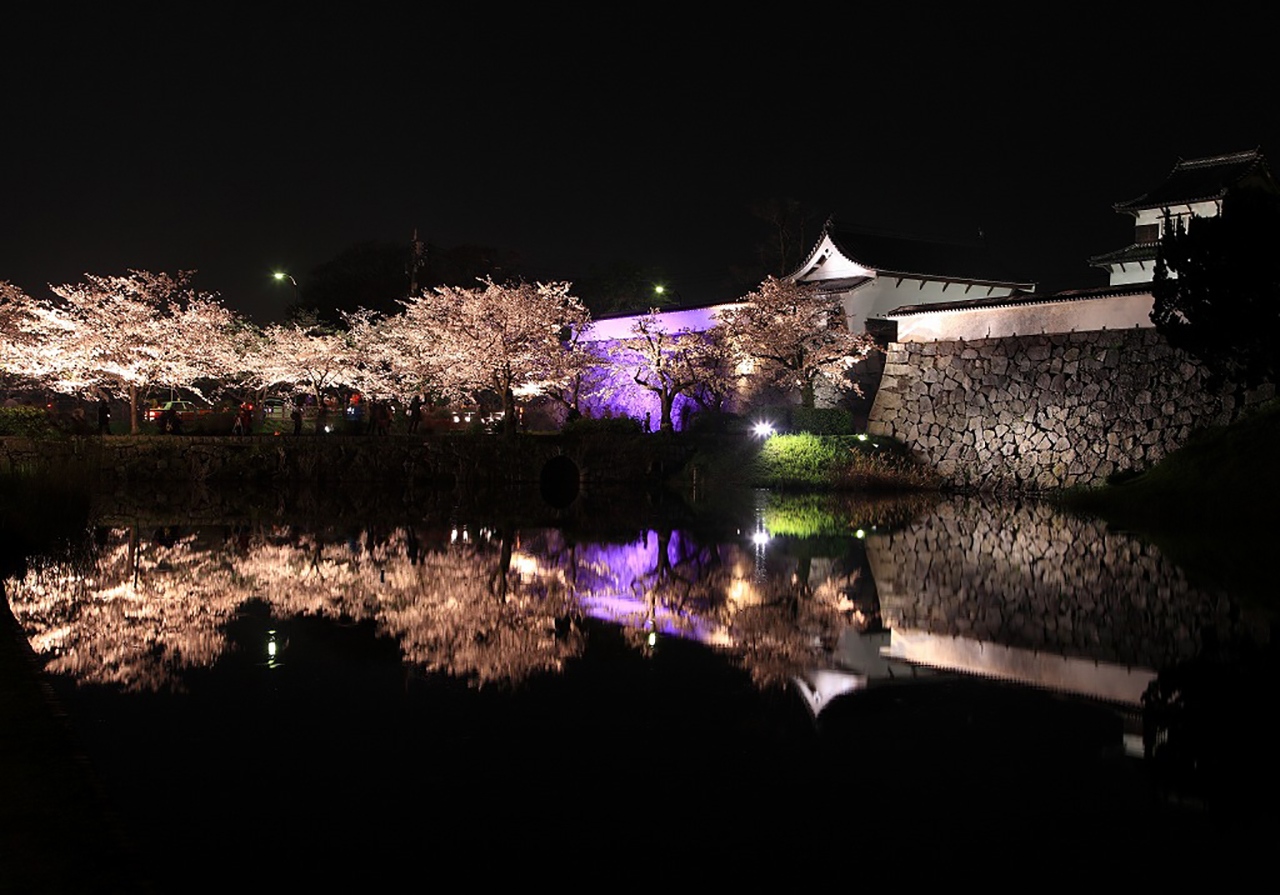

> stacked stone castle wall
[867,328,1273,490]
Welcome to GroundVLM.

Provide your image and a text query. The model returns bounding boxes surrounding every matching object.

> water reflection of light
[726,578,759,608]
[508,553,544,580]
[793,669,867,717]
[266,629,281,669]
[883,628,1157,706]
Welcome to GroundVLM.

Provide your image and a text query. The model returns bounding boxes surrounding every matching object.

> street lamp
[653,283,684,304]
[272,271,300,305]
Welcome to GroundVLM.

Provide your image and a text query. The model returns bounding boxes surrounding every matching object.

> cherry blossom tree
[1,281,46,392]
[28,271,240,432]
[256,315,358,409]
[393,279,590,434]
[722,276,876,408]
[542,324,615,422]
[340,308,405,401]
[618,311,727,432]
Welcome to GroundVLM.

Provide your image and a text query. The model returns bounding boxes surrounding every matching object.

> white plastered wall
[889,292,1155,342]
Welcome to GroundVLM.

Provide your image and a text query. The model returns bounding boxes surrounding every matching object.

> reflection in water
[883,629,1156,705]
[6,520,861,691]
[867,497,1268,672]
[5,495,1269,707]
[11,525,583,689]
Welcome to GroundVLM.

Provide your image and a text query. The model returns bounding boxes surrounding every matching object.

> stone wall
[867,328,1274,490]
[0,434,695,487]
[867,497,1267,671]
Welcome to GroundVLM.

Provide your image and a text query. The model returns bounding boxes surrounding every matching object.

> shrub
[790,406,853,435]
[0,406,60,438]
[754,432,936,490]
[684,410,743,434]
[562,416,643,436]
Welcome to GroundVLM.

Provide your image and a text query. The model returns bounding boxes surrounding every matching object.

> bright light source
[323,425,332,433]
[857,433,868,442]
[647,632,657,647]
[753,421,775,438]
[751,531,770,546]
[268,640,277,658]
[855,529,866,539]
[654,285,666,295]
[273,272,286,280]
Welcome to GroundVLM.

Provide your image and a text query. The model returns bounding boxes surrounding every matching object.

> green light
[857,433,868,442]
[273,272,286,280]
[654,285,665,295]
[647,632,657,647]
[855,529,866,539]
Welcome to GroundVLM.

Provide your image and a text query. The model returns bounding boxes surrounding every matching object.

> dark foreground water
[3,485,1277,888]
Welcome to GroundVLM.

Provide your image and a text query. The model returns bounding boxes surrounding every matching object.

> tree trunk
[800,378,816,409]
[502,388,517,436]
[659,392,674,432]
[129,383,139,434]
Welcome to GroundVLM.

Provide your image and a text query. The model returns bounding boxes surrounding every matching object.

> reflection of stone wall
[866,498,1266,670]
[868,329,1273,490]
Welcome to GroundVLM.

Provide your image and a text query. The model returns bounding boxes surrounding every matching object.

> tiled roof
[1114,150,1269,212]
[808,221,1034,287]
[886,283,1152,317]
[1088,243,1159,268]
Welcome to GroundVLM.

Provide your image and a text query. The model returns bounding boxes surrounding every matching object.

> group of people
[72,393,432,437]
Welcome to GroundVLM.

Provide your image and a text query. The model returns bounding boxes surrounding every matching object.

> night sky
[4,7,1277,322]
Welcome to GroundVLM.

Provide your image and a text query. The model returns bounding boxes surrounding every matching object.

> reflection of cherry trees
[520,529,858,685]
[7,524,860,691]
[15,529,250,690]
[7,526,583,690]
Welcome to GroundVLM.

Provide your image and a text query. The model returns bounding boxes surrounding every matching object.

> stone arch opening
[539,454,580,507]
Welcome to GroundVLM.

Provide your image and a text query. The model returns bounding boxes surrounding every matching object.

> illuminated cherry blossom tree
[256,316,358,408]
[618,311,728,432]
[1,281,44,391]
[340,308,405,401]
[543,325,615,422]
[28,271,239,432]
[393,279,590,434]
[722,276,876,407]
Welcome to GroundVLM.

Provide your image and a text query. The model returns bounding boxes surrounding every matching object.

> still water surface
[4,487,1273,883]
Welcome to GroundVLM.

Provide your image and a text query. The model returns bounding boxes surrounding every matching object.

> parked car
[441,405,504,431]
[262,398,289,418]
[146,400,202,423]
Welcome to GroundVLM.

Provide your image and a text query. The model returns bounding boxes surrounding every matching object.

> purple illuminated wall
[579,305,741,431]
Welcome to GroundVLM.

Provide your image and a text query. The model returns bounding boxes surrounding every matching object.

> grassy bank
[1062,399,1280,610]
[681,432,940,492]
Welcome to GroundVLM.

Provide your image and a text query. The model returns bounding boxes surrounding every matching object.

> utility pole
[408,227,425,296]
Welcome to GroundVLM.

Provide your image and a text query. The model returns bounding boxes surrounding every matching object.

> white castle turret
[1090,150,1275,286]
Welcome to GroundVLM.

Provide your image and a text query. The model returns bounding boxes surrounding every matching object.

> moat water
[3,484,1275,886]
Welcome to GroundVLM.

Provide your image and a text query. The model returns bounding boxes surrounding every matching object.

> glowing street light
[272,271,300,305]
[753,421,775,438]
[653,283,684,303]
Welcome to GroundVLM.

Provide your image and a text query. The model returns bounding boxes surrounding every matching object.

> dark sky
[4,7,1277,322]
